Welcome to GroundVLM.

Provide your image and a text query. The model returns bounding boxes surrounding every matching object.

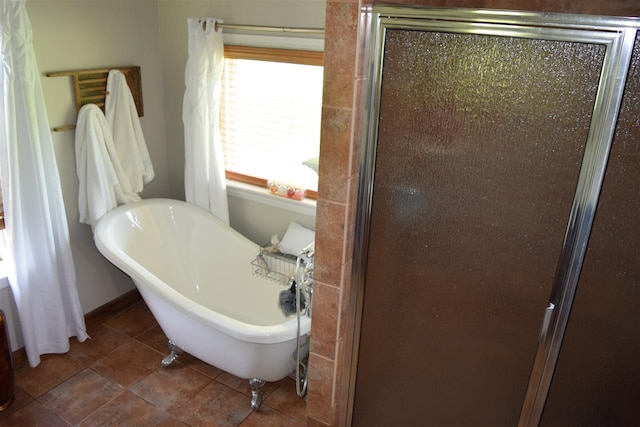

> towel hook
[45,66,143,132]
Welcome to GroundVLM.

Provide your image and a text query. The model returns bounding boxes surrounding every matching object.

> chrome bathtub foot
[249,378,266,410]
[161,340,183,367]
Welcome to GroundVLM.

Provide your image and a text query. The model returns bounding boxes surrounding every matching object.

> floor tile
[103,300,157,338]
[38,368,125,424]
[264,378,307,422]
[14,353,84,398]
[91,338,163,388]
[0,400,68,427]
[68,323,129,366]
[78,390,169,427]
[0,386,33,415]
[130,361,213,411]
[170,381,253,426]
[135,326,224,380]
[306,416,328,427]
[175,352,225,379]
[136,325,170,354]
[216,371,282,400]
[4,298,307,426]
[156,417,190,427]
[239,405,307,427]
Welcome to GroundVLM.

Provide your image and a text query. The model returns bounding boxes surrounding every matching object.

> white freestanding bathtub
[94,198,311,408]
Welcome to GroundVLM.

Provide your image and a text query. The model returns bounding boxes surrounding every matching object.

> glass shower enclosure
[349,7,640,427]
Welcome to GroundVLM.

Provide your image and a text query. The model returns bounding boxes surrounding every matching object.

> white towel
[105,69,155,193]
[278,222,315,256]
[75,104,140,229]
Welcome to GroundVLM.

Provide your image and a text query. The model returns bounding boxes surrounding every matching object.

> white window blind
[220,53,323,192]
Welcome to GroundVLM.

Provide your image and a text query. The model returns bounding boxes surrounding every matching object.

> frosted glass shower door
[538,36,640,427]
[351,16,613,427]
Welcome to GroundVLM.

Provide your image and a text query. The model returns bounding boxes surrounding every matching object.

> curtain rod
[213,21,324,35]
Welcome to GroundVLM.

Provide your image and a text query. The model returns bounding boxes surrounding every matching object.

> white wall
[4,0,323,351]
[26,0,170,314]
[157,0,323,243]
[157,0,326,201]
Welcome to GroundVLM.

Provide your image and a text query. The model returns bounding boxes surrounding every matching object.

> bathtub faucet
[294,243,314,400]
[297,243,314,317]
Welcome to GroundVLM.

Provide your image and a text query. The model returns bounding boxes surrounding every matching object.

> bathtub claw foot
[249,379,266,410]
[161,340,183,367]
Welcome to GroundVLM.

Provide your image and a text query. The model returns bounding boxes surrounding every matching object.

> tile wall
[308,0,369,425]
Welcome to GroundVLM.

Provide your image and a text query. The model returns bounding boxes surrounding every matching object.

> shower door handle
[538,303,555,343]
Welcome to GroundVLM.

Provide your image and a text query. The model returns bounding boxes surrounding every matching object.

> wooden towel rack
[46,66,144,132]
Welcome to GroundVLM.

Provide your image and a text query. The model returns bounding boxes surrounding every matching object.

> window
[220,45,323,199]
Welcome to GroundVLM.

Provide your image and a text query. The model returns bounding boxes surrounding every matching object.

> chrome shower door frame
[349,6,639,426]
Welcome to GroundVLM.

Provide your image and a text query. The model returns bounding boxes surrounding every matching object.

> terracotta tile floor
[0,300,307,426]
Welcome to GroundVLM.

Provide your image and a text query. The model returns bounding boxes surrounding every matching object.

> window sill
[226,180,317,217]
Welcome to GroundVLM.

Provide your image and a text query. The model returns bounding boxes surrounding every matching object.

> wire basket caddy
[251,242,314,399]
[251,245,310,285]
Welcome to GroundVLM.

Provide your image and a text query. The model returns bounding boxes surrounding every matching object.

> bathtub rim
[94,198,311,345]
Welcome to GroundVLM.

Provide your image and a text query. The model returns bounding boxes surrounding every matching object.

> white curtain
[0,0,88,367]
[183,17,229,225]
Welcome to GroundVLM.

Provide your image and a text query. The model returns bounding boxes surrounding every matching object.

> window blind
[220,55,323,192]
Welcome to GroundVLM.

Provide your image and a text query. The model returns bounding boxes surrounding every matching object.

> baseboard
[11,289,142,366]
[84,289,142,327]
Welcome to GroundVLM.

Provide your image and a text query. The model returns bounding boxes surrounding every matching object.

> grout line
[314,277,340,291]
[316,197,346,208]
[11,299,308,427]
[70,374,127,426]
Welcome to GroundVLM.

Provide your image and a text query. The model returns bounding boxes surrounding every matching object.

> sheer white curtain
[183,17,229,224]
[0,0,88,367]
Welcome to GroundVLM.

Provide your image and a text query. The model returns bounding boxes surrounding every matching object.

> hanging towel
[75,104,141,229]
[105,69,155,193]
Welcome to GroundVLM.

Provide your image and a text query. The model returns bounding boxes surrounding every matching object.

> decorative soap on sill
[267,180,306,201]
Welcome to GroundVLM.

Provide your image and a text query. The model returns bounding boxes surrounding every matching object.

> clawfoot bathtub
[94,199,311,409]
